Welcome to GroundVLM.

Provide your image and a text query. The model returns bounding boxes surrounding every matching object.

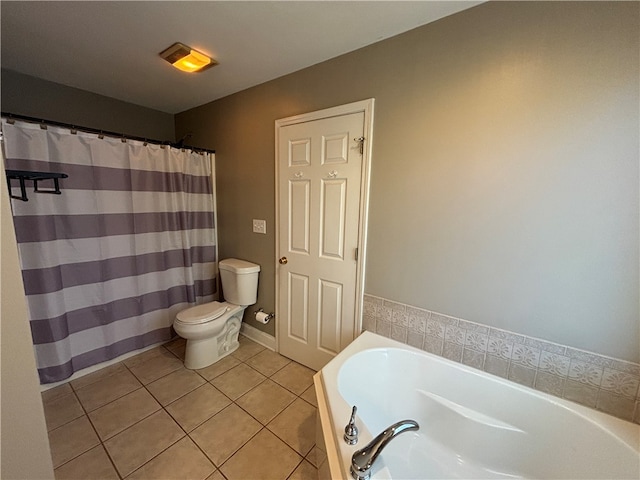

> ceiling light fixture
[159,42,217,73]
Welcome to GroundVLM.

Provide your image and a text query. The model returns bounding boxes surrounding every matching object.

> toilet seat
[176,301,230,325]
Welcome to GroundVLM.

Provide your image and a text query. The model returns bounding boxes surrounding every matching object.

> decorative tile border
[362,294,640,424]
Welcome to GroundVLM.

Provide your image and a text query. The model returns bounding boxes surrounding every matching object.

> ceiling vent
[159,42,217,73]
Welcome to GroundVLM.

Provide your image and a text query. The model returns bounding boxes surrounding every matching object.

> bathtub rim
[314,331,640,480]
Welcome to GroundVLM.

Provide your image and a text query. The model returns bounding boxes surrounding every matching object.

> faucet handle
[344,406,359,445]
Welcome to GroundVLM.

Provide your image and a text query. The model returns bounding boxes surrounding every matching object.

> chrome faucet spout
[350,419,419,480]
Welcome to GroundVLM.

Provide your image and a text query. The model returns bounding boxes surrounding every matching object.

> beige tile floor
[42,336,319,480]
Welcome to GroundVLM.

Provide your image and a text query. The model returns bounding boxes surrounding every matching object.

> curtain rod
[1,112,215,155]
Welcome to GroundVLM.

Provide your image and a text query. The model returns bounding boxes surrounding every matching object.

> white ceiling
[1,1,481,114]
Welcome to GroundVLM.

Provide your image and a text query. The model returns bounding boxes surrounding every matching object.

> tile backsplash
[363,294,640,424]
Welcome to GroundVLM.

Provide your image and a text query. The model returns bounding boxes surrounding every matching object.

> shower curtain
[2,118,218,383]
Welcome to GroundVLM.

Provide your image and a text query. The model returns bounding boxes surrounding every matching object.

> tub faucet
[350,419,419,480]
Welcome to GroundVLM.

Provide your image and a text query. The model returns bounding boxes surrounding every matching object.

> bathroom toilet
[173,258,260,369]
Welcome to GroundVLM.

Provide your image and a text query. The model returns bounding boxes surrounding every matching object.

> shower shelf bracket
[5,169,68,202]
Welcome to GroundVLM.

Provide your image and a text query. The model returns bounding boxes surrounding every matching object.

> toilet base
[183,315,242,370]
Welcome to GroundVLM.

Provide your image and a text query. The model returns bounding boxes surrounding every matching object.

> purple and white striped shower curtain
[2,119,217,383]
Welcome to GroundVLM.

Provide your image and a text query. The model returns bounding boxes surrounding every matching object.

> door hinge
[354,136,365,155]
[354,247,359,261]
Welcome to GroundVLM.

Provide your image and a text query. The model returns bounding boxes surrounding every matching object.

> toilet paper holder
[254,308,274,324]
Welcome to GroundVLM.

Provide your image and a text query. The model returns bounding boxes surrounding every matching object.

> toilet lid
[176,301,229,325]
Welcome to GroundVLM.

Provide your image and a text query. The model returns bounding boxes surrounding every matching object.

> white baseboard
[240,322,276,351]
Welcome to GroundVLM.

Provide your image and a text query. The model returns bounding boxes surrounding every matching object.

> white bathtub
[314,332,640,479]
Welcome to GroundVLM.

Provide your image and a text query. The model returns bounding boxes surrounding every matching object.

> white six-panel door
[276,102,373,371]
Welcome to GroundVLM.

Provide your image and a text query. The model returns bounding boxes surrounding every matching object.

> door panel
[320,179,347,259]
[322,133,349,164]
[277,111,365,370]
[318,278,343,355]
[289,138,311,166]
[288,272,309,342]
[289,180,310,254]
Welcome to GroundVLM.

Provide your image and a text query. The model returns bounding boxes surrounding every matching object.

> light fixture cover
[159,42,217,73]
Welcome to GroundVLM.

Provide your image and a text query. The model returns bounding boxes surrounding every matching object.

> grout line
[216,426,268,473]
[122,434,187,479]
[101,442,124,480]
[184,419,224,476]
[285,457,306,480]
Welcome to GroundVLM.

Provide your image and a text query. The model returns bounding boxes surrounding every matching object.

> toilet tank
[218,258,260,306]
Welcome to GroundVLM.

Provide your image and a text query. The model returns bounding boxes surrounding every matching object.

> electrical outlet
[252,219,267,234]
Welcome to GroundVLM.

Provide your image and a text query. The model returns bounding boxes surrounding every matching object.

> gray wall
[1,155,54,479]
[176,2,639,362]
[1,69,175,141]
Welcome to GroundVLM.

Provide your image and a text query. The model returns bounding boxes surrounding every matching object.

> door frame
[274,98,375,354]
